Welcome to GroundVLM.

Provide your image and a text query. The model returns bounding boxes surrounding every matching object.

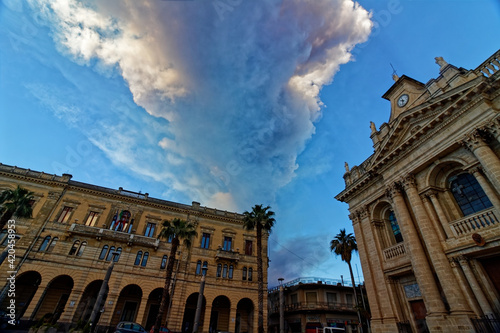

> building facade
[267,277,367,333]
[0,163,268,333]
[336,50,500,333]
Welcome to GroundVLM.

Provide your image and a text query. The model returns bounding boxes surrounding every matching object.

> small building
[268,277,369,333]
[0,163,268,333]
[336,50,500,332]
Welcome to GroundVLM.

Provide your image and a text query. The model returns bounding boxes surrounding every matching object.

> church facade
[336,50,500,332]
[0,163,267,333]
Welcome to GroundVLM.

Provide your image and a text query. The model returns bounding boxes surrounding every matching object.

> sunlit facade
[336,50,500,332]
[0,163,268,333]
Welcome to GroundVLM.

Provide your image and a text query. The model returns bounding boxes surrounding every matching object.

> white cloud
[28,0,372,211]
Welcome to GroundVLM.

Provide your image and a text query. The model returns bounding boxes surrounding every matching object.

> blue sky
[1,0,499,287]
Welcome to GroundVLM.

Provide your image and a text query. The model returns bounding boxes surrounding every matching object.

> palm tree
[154,218,197,333]
[330,229,364,333]
[243,204,275,333]
[0,185,34,230]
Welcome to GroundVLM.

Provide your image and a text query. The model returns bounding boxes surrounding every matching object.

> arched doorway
[33,275,74,322]
[210,296,230,333]
[3,271,41,319]
[144,288,166,331]
[182,293,205,333]
[236,298,254,333]
[111,285,142,327]
[73,280,107,324]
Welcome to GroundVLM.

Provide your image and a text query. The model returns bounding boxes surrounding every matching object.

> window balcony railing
[449,208,499,237]
[383,242,406,261]
[215,248,240,262]
[270,302,355,314]
[68,223,160,249]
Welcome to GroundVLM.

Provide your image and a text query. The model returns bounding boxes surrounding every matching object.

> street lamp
[278,278,284,333]
[89,252,119,333]
[193,262,208,333]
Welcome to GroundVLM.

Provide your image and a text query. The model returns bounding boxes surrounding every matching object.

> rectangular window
[57,206,73,223]
[291,294,298,305]
[144,222,156,237]
[327,292,337,304]
[85,211,99,226]
[223,236,232,251]
[201,233,211,249]
[245,240,253,255]
[346,294,353,305]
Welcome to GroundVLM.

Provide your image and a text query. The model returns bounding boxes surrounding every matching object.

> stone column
[463,130,500,193]
[420,193,447,242]
[354,207,399,331]
[135,295,149,327]
[24,281,49,320]
[59,287,84,324]
[229,305,238,333]
[426,191,454,238]
[202,305,212,333]
[449,258,483,316]
[457,256,494,316]
[402,175,471,315]
[386,182,447,316]
[469,166,500,212]
[350,211,381,321]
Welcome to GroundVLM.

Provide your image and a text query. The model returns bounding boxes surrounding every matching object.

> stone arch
[209,295,231,333]
[425,159,467,189]
[235,298,254,333]
[1,270,42,319]
[371,200,402,248]
[73,280,107,324]
[144,288,166,331]
[110,284,143,327]
[181,292,206,333]
[32,275,74,322]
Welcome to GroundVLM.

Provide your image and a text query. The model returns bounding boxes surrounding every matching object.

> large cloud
[28,0,372,211]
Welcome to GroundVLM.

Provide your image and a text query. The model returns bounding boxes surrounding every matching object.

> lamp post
[193,262,208,333]
[89,252,119,333]
[278,278,284,333]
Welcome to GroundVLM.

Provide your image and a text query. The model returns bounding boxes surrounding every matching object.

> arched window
[196,260,202,275]
[217,264,222,277]
[69,240,80,255]
[248,267,253,281]
[223,264,228,278]
[141,252,149,267]
[106,246,116,261]
[99,245,109,260]
[160,255,168,269]
[450,173,493,216]
[77,241,87,256]
[47,237,58,252]
[110,210,132,232]
[134,251,143,266]
[389,211,403,243]
[229,265,234,279]
[114,247,122,262]
[39,236,51,251]
[202,261,208,276]
[242,267,247,280]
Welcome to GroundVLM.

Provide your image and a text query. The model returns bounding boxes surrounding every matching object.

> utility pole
[192,263,208,333]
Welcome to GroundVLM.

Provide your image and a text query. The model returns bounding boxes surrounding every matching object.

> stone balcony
[68,223,160,249]
[383,242,406,261]
[449,208,499,237]
[215,248,240,262]
[269,302,355,314]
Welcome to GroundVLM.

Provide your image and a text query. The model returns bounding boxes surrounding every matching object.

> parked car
[115,321,147,333]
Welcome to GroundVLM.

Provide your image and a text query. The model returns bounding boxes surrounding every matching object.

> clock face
[398,94,409,107]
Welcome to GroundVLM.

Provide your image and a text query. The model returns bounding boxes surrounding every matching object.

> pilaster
[402,175,472,316]
[386,182,447,316]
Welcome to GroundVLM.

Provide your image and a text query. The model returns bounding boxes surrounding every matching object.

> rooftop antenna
[390,63,399,81]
